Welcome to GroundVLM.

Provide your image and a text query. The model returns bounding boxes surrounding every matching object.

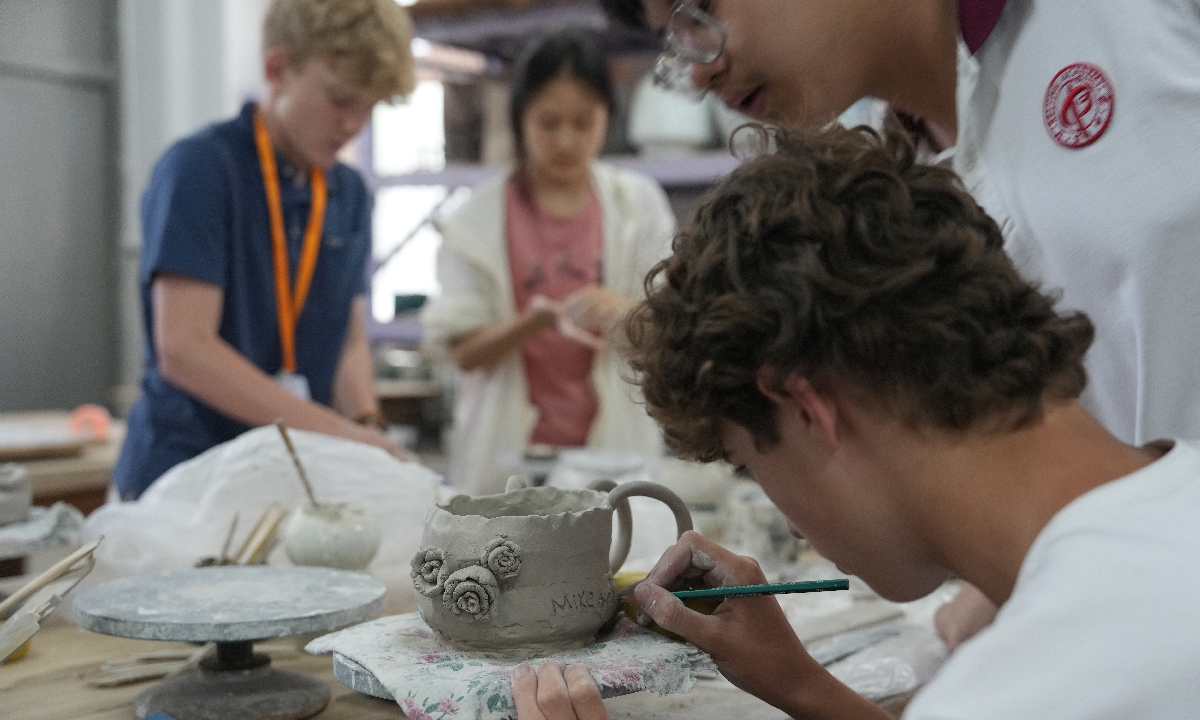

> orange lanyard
[252,108,327,373]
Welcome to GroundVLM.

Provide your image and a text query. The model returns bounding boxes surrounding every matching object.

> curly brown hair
[625,123,1095,461]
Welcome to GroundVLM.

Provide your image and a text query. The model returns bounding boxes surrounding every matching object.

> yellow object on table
[613,570,648,593]
[614,571,720,642]
[0,538,101,667]
[0,621,30,663]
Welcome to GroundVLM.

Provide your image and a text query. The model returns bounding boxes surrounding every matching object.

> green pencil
[671,578,850,600]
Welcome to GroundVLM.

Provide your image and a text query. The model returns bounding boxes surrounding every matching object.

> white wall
[115,0,270,408]
[0,0,119,411]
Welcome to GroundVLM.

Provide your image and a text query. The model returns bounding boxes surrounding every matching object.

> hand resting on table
[632,532,892,720]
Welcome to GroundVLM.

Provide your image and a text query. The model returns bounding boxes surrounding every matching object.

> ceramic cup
[283,503,381,571]
[410,479,692,651]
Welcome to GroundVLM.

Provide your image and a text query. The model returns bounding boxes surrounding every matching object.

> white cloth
[306,613,713,719]
[80,426,441,613]
[954,0,1200,445]
[904,439,1200,718]
[421,164,676,495]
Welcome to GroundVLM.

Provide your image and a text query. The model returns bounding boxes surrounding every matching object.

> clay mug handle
[588,479,693,576]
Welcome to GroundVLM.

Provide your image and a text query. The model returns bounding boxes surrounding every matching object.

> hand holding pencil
[631,531,877,718]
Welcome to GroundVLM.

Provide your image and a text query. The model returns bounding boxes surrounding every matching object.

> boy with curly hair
[115,0,416,498]
[512,125,1200,718]
[601,0,1200,653]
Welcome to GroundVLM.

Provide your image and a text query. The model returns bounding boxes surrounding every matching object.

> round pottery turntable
[73,565,386,720]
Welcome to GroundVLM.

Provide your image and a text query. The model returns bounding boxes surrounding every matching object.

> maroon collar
[959,0,1008,53]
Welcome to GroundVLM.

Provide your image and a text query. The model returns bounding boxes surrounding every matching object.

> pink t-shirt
[505,176,603,447]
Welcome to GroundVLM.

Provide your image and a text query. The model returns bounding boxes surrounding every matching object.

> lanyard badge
[252,107,327,398]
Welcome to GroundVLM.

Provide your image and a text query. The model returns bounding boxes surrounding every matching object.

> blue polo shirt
[114,102,372,499]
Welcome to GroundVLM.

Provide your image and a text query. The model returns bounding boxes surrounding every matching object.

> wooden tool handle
[0,537,102,620]
[274,420,319,507]
[233,505,288,565]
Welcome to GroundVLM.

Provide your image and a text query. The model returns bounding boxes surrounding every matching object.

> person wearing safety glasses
[113,0,414,500]
[594,0,1200,676]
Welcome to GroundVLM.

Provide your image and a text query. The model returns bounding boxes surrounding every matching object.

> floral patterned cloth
[306,612,713,720]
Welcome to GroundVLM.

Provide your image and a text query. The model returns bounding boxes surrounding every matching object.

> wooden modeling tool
[0,537,102,663]
[196,420,314,569]
[231,505,288,565]
[220,512,239,562]
[196,514,241,567]
[672,578,850,600]
[0,537,102,620]
[275,419,319,507]
[196,507,287,568]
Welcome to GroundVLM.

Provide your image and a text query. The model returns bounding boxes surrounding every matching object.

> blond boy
[115,0,415,498]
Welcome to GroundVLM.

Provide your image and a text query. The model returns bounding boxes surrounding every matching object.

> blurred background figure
[421,31,675,494]
[112,0,415,499]
[596,0,1200,661]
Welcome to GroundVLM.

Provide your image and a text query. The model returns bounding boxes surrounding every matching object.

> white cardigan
[421,163,676,495]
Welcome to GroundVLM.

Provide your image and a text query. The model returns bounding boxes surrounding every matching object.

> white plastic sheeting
[81,426,441,613]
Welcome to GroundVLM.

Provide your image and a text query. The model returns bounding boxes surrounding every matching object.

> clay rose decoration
[410,547,451,597]
[442,565,500,621]
[481,537,523,581]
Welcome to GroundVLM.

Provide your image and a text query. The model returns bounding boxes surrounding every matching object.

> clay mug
[410,477,692,651]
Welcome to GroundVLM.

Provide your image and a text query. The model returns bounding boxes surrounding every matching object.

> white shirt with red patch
[953,0,1200,444]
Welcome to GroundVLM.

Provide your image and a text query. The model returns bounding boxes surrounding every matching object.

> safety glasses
[652,0,726,98]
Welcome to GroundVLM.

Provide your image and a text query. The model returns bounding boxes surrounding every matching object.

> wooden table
[0,412,123,576]
[1,412,124,517]
[0,619,406,720]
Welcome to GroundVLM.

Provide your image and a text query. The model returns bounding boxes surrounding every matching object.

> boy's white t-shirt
[954,0,1200,445]
[904,439,1200,719]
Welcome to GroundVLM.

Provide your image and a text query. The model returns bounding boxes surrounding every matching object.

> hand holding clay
[525,294,564,329]
[512,661,610,720]
[561,286,632,338]
[934,582,998,652]
[633,531,821,713]
[528,293,606,350]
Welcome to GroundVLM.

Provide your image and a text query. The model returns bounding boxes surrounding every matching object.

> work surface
[0,411,124,517]
[0,619,917,719]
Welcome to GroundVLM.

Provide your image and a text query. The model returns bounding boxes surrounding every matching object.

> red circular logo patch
[1043,63,1114,149]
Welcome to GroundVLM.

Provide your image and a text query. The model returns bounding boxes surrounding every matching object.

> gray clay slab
[73,566,386,642]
